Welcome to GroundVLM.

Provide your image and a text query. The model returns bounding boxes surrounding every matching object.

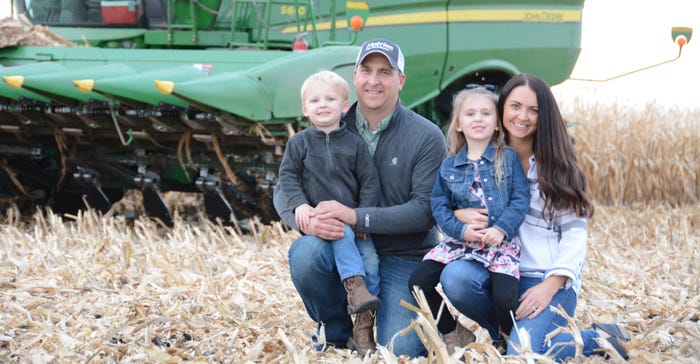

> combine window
[21,0,151,27]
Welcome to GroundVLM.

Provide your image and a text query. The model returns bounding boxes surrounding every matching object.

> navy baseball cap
[355,38,405,74]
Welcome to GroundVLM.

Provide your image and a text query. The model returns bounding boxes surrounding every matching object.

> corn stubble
[0,103,698,362]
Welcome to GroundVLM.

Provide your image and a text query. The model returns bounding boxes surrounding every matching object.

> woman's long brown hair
[498,74,594,219]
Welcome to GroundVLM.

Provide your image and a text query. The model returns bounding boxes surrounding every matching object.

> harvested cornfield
[0,102,699,363]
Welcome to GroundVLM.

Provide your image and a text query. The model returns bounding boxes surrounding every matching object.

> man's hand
[302,214,346,240]
[314,200,357,226]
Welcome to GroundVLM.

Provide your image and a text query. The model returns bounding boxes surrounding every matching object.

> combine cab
[0,0,584,223]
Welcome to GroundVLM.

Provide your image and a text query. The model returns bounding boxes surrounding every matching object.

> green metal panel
[144,30,240,46]
[91,65,211,107]
[255,46,360,118]
[173,0,218,29]
[15,64,136,105]
[164,46,359,120]
[443,2,583,87]
[0,46,290,71]
[0,63,66,102]
[171,71,271,119]
[51,28,147,46]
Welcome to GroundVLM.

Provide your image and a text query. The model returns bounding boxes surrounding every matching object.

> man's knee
[289,236,332,280]
[290,236,327,260]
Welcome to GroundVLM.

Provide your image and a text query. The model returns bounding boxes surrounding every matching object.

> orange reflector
[350,15,363,31]
[676,35,688,48]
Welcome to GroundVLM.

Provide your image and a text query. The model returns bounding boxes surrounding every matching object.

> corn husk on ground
[1,106,699,362]
[0,209,313,363]
[2,198,697,363]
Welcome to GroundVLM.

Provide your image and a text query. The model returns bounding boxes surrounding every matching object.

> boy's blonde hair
[300,70,350,102]
[446,87,507,184]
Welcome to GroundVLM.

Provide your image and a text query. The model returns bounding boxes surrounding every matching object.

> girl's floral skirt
[423,236,521,278]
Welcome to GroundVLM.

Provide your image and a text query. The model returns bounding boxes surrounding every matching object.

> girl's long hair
[498,74,594,218]
[446,87,506,184]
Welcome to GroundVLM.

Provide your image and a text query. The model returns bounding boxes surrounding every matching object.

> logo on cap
[365,40,395,53]
[355,38,405,74]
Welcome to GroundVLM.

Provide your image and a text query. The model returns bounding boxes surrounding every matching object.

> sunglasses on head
[465,83,497,92]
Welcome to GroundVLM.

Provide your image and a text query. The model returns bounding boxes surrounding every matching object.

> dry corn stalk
[0,15,76,47]
[0,189,698,362]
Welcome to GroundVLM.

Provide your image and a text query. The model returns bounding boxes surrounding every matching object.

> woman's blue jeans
[440,259,604,362]
[288,234,425,357]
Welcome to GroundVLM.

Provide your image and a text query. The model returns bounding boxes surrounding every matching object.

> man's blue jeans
[288,234,426,357]
[440,259,604,362]
[333,225,380,295]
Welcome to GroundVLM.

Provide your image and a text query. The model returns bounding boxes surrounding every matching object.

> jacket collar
[453,141,497,166]
[344,99,403,133]
[308,121,347,137]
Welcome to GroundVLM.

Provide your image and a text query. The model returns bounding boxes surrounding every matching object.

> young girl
[408,85,529,352]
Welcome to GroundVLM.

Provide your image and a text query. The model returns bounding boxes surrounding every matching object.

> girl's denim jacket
[430,142,530,241]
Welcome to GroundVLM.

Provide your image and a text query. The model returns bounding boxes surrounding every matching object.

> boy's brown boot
[343,275,380,314]
[347,310,376,355]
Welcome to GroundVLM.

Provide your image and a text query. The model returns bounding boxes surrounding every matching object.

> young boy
[278,70,381,352]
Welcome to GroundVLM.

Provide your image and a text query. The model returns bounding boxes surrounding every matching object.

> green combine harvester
[0,0,584,224]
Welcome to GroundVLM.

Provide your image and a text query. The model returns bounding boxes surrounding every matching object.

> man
[274,38,447,357]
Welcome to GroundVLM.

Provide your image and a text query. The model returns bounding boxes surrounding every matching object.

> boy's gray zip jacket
[279,122,379,211]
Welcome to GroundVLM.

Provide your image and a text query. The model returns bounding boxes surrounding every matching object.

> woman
[439,74,630,361]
